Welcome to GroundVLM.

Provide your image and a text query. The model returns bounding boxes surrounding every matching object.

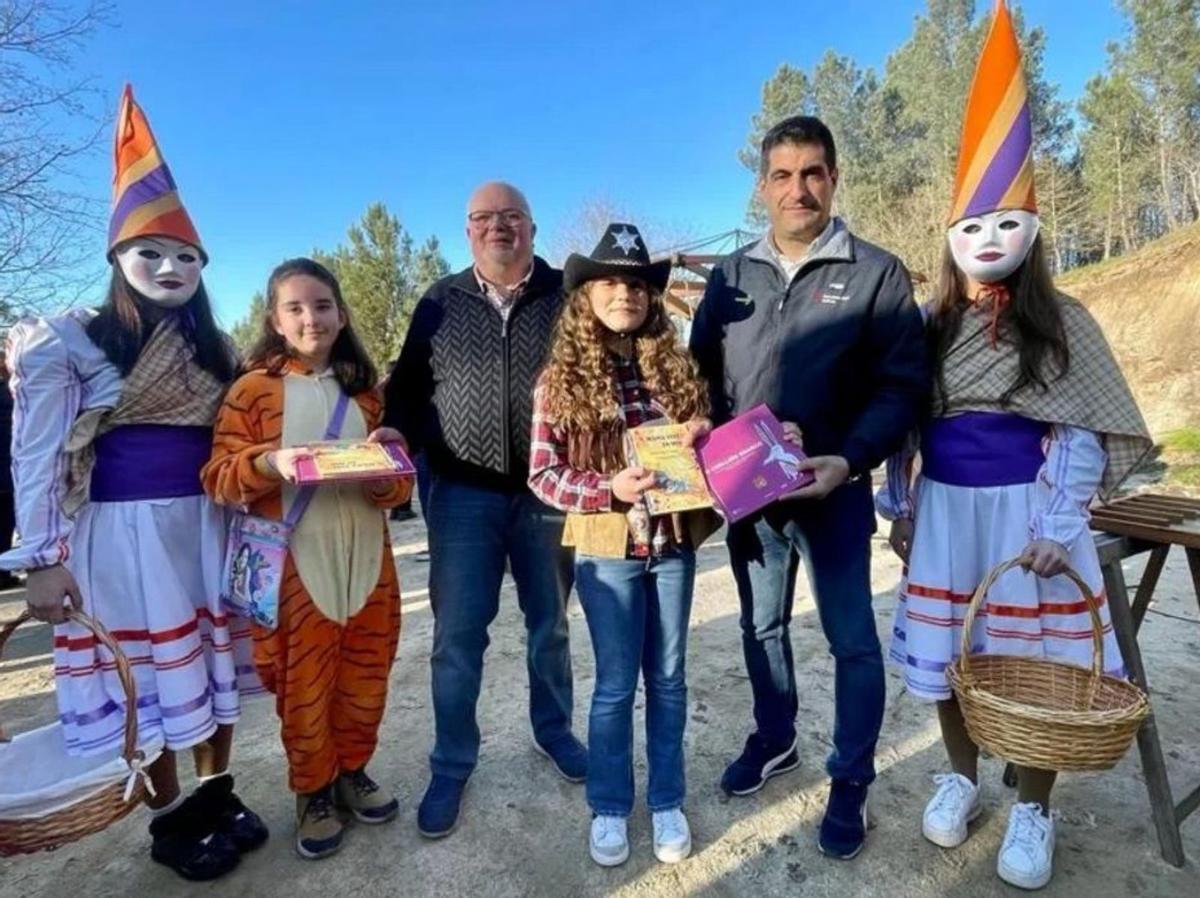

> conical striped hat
[107,84,205,260]
[948,0,1038,225]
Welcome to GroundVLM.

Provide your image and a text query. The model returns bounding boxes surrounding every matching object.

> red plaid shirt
[529,355,673,556]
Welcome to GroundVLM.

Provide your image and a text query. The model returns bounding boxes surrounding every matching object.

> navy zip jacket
[689,219,928,479]
[383,256,564,493]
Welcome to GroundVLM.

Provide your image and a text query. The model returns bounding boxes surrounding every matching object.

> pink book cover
[290,440,416,485]
[696,405,815,522]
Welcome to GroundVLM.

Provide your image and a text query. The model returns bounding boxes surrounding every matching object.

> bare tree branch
[0,0,113,323]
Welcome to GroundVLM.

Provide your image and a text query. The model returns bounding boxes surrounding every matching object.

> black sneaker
[194,773,269,852]
[818,779,869,860]
[148,795,241,881]
[720,734,800,796]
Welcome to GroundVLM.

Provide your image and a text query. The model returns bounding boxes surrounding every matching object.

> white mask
[947,209,1040,284]
[114,237,204,307]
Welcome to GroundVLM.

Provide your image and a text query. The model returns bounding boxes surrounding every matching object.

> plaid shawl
[64,316,230,515]
[934,294,1152,500]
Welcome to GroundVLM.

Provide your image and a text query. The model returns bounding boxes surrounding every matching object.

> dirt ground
[2,513,1198,898]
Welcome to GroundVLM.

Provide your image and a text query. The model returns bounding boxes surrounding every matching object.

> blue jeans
[576,550,695,816]
[427,478,575,780]
[725,479,883,784]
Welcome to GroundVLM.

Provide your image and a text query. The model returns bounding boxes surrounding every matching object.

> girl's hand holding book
[263,448,306,484]
[366,426,408,451]
[361,476,409,502]
[612,465,658,504]
[680,418,713,448]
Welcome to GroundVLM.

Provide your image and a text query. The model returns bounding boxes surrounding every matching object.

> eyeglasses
[467,209,529,227]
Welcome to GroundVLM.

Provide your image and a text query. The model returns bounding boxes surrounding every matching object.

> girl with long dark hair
[0,86,266,881]
[877,5,1151,889]
[203,258,411,860]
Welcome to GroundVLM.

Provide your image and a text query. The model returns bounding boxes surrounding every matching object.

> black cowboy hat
[562,223,672,293]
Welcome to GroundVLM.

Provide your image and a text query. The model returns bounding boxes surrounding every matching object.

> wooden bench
[1088,495,1200,867]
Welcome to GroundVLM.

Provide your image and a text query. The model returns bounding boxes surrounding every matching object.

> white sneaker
[589,815,629,867]
[652,808,692,863]
[922,772,982,848]
[997,802,1056,890]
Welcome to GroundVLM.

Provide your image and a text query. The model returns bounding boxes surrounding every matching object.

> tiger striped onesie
[202,360,410,794]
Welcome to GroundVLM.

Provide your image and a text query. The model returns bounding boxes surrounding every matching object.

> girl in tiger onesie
[203,257,411,860]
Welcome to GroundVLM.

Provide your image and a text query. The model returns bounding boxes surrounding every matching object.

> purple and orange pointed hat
[107,84,205,261]
[947,0,1038,225]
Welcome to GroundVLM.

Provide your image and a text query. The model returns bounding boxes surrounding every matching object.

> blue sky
[60,0,1125,325]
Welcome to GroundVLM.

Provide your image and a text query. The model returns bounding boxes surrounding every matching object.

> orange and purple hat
[947,0,1038,226]
[107,84,205,261]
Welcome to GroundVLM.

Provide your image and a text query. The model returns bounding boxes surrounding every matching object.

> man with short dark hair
[383,181,584,839]
[690,115,928,859]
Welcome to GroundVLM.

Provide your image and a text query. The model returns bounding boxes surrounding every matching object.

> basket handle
[957,557,1105,700]
[0,609,143,767]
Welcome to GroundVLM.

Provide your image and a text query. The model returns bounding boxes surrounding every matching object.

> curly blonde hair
[539,283,709,472]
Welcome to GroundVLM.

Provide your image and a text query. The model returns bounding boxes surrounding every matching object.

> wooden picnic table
[1087,493,1200,867]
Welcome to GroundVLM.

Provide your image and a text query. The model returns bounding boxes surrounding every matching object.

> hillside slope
[1059,222,1200,436]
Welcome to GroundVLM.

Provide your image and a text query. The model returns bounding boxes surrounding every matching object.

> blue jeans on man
[575,550,695,817]
[426,477,576,781]
[725,479,884,787]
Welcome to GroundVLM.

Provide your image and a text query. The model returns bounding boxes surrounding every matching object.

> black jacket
[383,257,564,492]
[689,221,929,478]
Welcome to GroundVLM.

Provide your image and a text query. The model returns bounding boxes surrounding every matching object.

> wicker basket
[946,558,1149,772]
[0,609,148,856]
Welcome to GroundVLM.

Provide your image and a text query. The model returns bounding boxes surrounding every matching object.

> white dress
[877,417,1127,702]
[1,310,260,755]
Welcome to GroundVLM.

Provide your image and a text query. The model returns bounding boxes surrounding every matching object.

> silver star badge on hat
[611,226,641,256]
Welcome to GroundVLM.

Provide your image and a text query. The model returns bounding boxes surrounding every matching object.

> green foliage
[313,203,449,368]
[740,0,1200,278]
[229,291,267,356]
[1161,427,1200,491]
[1163,428,1200,453]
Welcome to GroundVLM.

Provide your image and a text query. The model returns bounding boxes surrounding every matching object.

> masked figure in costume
[0,85,267,880]
[876,2,1152,890]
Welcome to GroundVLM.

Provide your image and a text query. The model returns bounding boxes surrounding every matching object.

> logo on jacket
[815,281,850,305]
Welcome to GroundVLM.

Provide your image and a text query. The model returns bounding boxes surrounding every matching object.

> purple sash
[90,424,213,502]
[921,412,1048,488]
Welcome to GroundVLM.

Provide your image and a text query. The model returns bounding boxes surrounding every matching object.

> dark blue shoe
[194,774,269,853]
[818,779,869,860]
[417,774,466,838]
[149,796,242,881]
[534,734,587,783]
[720,734,799,796]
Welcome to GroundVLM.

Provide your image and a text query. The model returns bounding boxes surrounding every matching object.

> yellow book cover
[626,423,713,515]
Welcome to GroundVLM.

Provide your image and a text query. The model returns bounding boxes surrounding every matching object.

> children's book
[625,423,714,515]
[695,405,815,522]
[287,440,416,485]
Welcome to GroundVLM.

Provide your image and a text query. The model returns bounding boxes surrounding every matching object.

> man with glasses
[383,181,582,839]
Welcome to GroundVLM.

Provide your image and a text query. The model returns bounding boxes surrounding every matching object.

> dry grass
[1061,222,1200,437]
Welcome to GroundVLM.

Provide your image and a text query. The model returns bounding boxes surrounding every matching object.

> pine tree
[313,203,449,368]
[229,291,267,355]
